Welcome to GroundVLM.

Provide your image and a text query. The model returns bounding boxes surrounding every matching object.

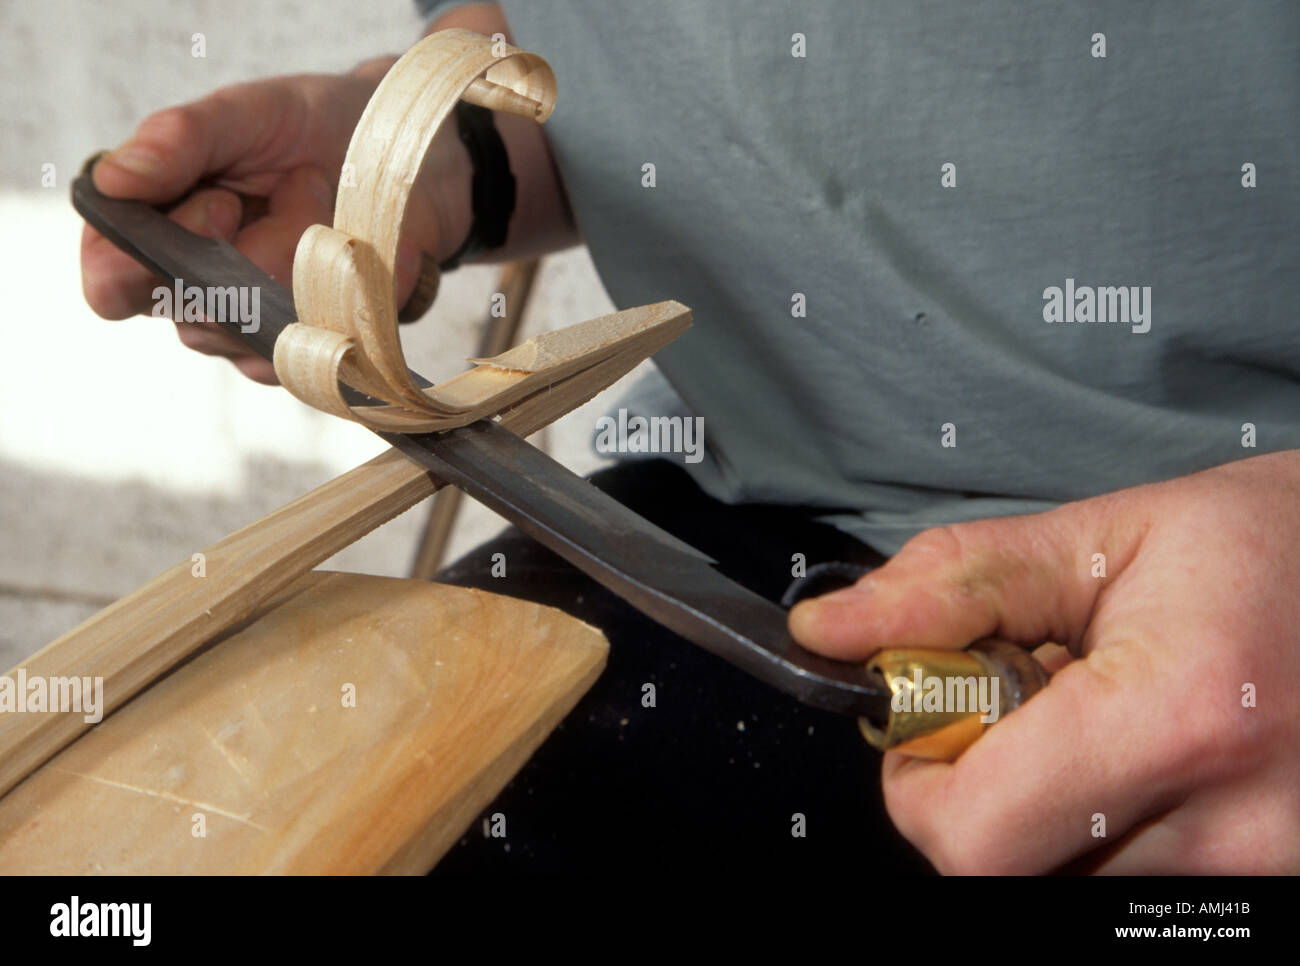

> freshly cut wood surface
[0,571,607,875]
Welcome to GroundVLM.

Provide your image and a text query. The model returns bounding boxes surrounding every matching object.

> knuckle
[136,104,202,149]
[903,522,1007,599]
[899,524,969,569]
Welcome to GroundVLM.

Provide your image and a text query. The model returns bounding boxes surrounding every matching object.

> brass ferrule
[859,639,1048,761]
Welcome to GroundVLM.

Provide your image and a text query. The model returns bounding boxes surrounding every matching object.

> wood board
[0,571,607,874]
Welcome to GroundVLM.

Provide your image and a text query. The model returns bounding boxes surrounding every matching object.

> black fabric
[429,458,934,875]
[439,101,517,271]
[780,560,876,609]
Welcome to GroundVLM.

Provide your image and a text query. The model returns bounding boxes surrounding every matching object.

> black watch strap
[438,101,517,272]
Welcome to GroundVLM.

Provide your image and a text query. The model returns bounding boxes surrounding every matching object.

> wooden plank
[0,571,607,874]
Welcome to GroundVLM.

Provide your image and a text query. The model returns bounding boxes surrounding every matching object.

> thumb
[788,500,1146,660]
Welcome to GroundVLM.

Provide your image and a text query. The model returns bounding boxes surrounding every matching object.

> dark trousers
[430,458,933,875]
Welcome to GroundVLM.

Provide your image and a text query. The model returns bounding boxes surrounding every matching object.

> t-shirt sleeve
[411,0,476,28]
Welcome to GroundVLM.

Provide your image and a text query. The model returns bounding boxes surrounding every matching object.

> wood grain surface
[0,571,607,874]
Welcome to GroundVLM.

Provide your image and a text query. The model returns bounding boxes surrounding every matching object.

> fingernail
[105,144,168,180]
[787,599,825,642]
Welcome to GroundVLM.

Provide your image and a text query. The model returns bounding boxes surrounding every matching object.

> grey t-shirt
[421,0,1299,553]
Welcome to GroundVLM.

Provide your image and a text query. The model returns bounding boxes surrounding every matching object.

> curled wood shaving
[277,29,688,432]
